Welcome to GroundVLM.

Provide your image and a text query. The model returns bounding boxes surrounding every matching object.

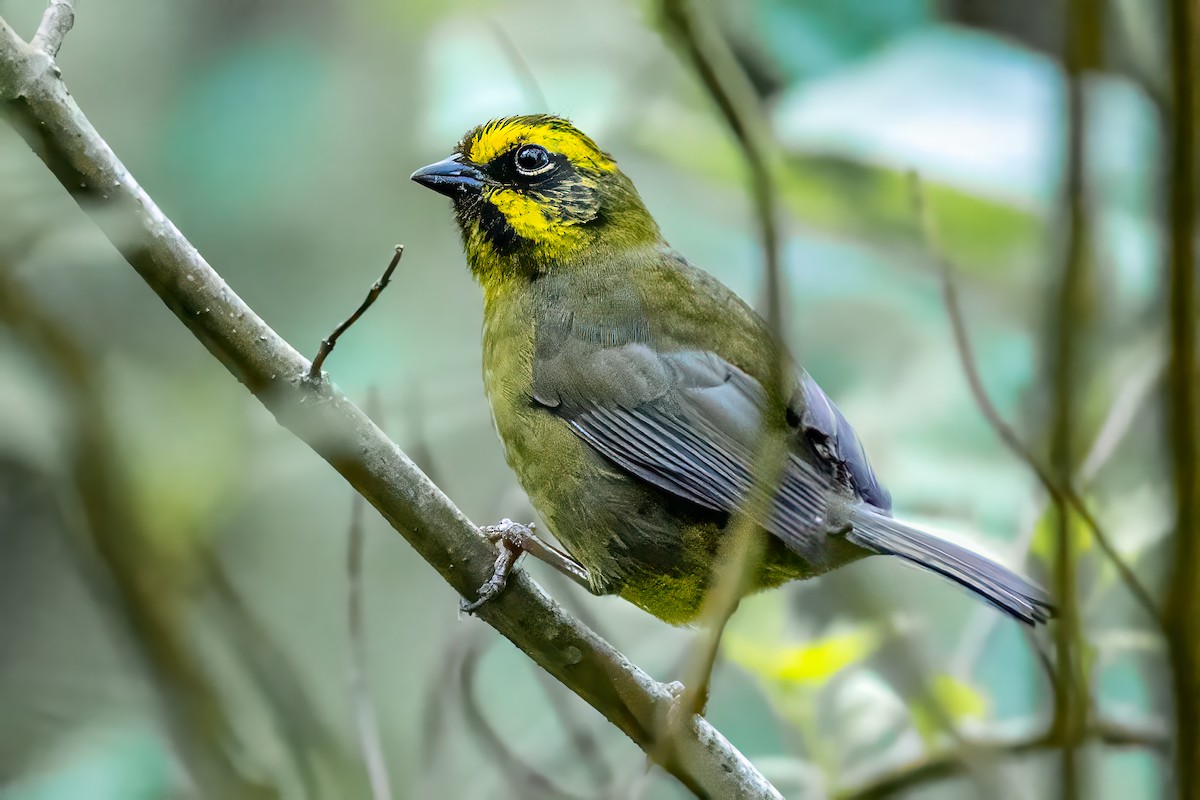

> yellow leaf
[725,625,883,687]
[910,674,990,743]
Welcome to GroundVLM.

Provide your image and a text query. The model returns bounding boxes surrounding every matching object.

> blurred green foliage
[0,0,1169,798]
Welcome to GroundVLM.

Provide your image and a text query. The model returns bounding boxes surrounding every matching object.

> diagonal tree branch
[836,719,1167,800]
[0,268,275,800]
[0,12,780,800]
[908,172,1162,629]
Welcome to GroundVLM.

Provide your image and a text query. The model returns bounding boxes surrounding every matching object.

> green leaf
[1030,504,1094,566]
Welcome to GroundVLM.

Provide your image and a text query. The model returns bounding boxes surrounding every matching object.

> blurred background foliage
[0,0,1173,797]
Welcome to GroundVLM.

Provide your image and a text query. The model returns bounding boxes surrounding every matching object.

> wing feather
[547,348,852,556]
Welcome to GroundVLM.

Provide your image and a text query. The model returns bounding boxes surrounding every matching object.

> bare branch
[1047,4,1103,794]
[1161,0,1200,790]
[1079,352,1164,481]
[836,719,1168,800]
[0,13,781,800]
[30,0,72,58]
[907,173,1161,627]
[460,639,588,800]
[657,0,787,723]
[952,349,1165,676]
[309,245,404,381]
[0,269,273,799]
[346,387,394,800]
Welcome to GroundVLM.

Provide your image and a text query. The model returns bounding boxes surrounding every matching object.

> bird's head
[411,115,660,283]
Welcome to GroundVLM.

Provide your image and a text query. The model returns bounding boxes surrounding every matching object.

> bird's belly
[485,393,783,623]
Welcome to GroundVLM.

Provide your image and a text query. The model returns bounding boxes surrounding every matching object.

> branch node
[31,0,75,58]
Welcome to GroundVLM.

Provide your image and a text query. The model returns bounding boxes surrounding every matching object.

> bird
[410,114,1053,627]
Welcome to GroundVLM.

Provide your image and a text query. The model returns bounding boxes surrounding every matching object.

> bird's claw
[459,571,507,613]
[460,519,536,614]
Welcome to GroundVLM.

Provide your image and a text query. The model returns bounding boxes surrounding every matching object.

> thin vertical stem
[658,0,788,720]
[1050,1,1101,796]
[1162,0,1200,796]
[348,388,394,800]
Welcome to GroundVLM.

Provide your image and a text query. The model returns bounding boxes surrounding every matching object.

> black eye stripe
[484,146,566,185]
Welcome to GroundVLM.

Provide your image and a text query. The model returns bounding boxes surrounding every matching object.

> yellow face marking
[466,118,615,173]
[484,186,587,258]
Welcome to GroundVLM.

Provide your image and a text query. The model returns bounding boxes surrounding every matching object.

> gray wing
[535,343,1053,624]
[534,344,889,558]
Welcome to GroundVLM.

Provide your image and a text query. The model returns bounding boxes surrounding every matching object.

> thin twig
[346,387,393,800]
[1079,351,1164,481]
[836,719,1168,800]
[489,20,549,112]
[308,245,404,381]
[658,0,788,723]
[908,172,1162,628]
[0,268,273,799]
[204,554,332,799]
[530,666,615,789]
[0,12,781,799]
[1161,0,1199,791]
[30,0,72,58]
[952,349,1166,676]
[460,638,588,800]
[1048,3,1101,795]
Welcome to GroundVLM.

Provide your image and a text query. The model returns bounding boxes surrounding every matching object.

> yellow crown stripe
[467,118,615,173]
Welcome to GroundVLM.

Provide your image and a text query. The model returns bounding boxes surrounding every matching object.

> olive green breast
[479,270,738,623]
[476,250,820,624]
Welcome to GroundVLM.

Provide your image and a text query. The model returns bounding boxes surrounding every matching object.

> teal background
[0,0,1168,797]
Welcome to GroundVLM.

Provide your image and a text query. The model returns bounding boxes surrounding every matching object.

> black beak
[410,154,485,197]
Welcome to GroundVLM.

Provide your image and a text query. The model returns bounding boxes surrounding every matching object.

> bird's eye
[513,144,553,177]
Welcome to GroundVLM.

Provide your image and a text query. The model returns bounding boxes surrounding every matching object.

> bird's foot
[662,680,686,699]
[460,519,535,613]
[479,518,536,547]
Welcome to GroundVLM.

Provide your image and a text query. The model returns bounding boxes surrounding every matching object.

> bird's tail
[847,506,1054,626]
